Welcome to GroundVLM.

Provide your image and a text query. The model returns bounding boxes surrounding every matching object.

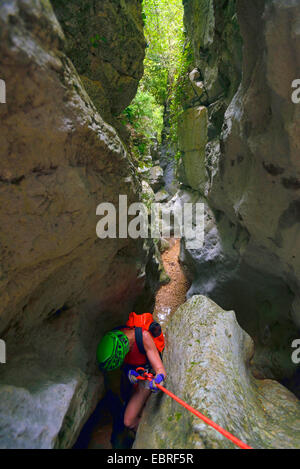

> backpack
[126,312,165,356]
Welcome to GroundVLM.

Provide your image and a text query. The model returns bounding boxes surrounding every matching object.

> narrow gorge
[0,0,300,450]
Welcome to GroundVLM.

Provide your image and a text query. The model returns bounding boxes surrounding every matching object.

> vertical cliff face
[0,0,147,448]
[183,0,242,107]
[177,0,242,193]
[51,0,146,125]
[180,0,300,382]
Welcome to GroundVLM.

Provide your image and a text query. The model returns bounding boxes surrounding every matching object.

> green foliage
[89,34,108,48]
[123,89,163,139]
[122,0,185,161]
[142,61,169,105]
[141,0,194,149]
[169,41,194,143]
[174,150,183,162]
[141,188,155,210]
[122,88,163,161]
[143,0,185,85]
[167,412,182,422]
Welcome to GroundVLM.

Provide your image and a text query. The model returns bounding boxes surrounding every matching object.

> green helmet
[97,330,129,371]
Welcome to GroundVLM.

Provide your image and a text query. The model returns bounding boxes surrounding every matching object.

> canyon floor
[154,239,190,327]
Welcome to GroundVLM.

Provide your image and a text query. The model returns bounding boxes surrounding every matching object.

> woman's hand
[128,369,139,384]
[149,373,165,393]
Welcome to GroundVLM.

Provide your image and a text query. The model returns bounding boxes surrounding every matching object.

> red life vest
[123,312,165,366]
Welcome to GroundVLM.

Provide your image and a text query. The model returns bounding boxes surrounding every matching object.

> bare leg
[124,386,151,431]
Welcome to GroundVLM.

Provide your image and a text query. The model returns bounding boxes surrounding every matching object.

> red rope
[156,383,253,450]
[138,369,253,450]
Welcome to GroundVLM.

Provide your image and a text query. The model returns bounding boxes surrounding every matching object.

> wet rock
[135,296,300,449]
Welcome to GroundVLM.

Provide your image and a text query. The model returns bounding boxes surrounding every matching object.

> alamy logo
[0,79,6,104]
[291,79,300,104]
[0,339,6,364]
[291,339,300,364]
[96,195,204,249]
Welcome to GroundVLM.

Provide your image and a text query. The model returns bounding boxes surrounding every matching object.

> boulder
[134,296,300,449]
[159,238,170,254]
[189,69,205,98]
[155,190,170,204]
[148,166,164,192]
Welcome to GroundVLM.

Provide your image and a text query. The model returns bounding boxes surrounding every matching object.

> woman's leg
[124,385,151,431]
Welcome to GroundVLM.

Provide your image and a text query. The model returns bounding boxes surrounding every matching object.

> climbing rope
[136,368,253,450]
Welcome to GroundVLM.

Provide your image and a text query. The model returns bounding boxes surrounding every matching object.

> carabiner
[135,367,147,380]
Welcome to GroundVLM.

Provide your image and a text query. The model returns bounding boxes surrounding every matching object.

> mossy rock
[135,296,300,449]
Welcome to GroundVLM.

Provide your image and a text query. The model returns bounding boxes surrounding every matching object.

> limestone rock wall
[178,106,208,192]
[51,0,146,124]
[183,0,242,134]
[0,0,147,448]
[180,0,300,382]
[134,296,300,449]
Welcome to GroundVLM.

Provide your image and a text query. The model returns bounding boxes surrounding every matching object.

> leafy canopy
[123,0,185,155]
[142,0,185,103]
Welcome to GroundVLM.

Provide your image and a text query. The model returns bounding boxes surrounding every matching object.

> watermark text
[291,339,300,364]
[291,79,300,104]
[96,195,204,249]
[0,339,6,364]
[0,79,6,104]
